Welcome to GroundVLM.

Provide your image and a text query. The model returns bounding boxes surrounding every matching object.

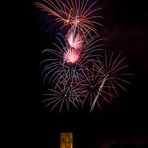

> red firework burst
[66,30,84,49]
[64,48,80,64]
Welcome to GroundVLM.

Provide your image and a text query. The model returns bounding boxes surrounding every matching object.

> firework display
[35,0,131,112]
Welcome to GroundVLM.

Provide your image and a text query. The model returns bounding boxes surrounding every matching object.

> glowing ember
[64,49,79,64]
[67,31,83,49]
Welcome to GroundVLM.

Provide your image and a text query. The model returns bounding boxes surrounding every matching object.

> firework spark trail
[80,63,103,108]
[35,0,103,37]
[91,76,107,111]
[35,0,132,111]
[78,51,131,112]
[41,33,104,86]
[79,61,114,110]
[94,52,132,100]
[42,81,85,112]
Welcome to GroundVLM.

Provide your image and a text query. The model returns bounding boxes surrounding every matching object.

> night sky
[14,0,148,147]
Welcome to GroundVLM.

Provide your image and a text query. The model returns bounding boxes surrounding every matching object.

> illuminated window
[60,133,73,148]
